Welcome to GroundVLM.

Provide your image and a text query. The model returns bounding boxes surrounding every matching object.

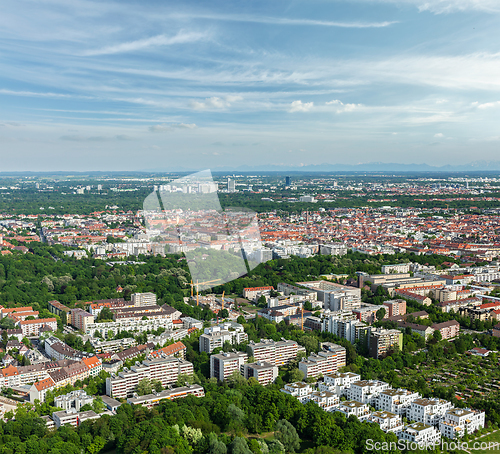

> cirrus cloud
[149,123,197,132]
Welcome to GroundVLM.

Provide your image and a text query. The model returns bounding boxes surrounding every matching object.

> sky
[0,0,499,171]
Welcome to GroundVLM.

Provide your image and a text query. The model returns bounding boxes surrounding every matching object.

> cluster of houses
[281,372,485,444]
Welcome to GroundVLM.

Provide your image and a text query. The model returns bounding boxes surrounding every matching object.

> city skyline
[1,0,499,171]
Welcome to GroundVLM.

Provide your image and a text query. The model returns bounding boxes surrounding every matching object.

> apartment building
[336,401,370,421]
[319,243,348,256]
[318,372,361,395]
[299,344,346,379]
[243,286,274,300]
[346,380,390,406]
[381,264,411,274]
[199,322,248,353]
[407,398,453,426]
[400,422,441,447]
[131,292,157,306]
[353,305,386,325]
[106,357,194,399]
[367,411,404,434]
[54,390,93,411]
[243,361,278,385]
[383,300,407,318]
[277,283,318,302]
[368,328,403,359]
[377,388,420,416]
[0,306,34,319]
[86,318,174,338]
[439,408,485,439]
[126,384,205,408]
[247,338,305,366]
[322,311,369,344]
[52,409,101,428]
[309,390,339,411]
[18,318,57,336]
[432,320,460,340]
[281,382,314,403]
[210,352,247,382]
[299,281,361,312]
[70,308,94,331]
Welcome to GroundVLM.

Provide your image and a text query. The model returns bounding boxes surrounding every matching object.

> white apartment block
[439,408,485,439]
[377,388,421,416]
[106,357,193,399]
[319,372,361,395]
[127,385,205,408]
[309,390,339,411]
[346,380,390,406]
[210,352,247,381]
[407,398,453,426]
[382,264,411,274]
[400,422,442,447]
[336,401,371,421]
[86,318,174,338]
[54,390,93,411]
[243,361,278,385]
[367,411,404,434]
[199,322,248,353]
[281,382,314,403]
[131,292,157,306]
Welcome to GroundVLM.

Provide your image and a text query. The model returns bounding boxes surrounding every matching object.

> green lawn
[466,430,500,453]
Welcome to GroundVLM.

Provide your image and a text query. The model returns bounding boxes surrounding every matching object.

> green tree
[275,419,300,453]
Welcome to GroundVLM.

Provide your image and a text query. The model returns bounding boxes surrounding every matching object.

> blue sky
[0,0,499,171]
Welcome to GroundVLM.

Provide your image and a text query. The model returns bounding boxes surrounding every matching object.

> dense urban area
[2,172,500,454]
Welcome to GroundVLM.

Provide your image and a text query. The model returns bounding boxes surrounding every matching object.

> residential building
[400,422,441,447]
[210,352,247,381]
[106,357,194,399]
[383,300,407,318]
[299,344,346,379]
[54,390,93,411]
[336,401,370,421]
[18,318,57,336]
[369,328,403,359]
[126,385,205,408]
[247,339,305,366]
[377,388,420,416]
[131,292,157,306]
[439,408,485,439]
[281,382,313,403]
[199,322,247,353]
[407,398,453,426]
[243,361,278,385]
[432,320,460,340]
[346,380,390,405]
[70,308,94,331]
[319,372,361,395]
[367,411,404,434]
[309,390,339,411]
[243,286,274,300]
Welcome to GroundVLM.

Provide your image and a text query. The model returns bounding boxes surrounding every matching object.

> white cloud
[473,100,500,109]
[190,96,242,110]
[81,30,208,56]
[366,0,500,13]
[434,132,444,137]
[289,100,314,113]
[149,123,197,132]
[60,134,134,141]
[188,12,398,28]
[326,99,363,112]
